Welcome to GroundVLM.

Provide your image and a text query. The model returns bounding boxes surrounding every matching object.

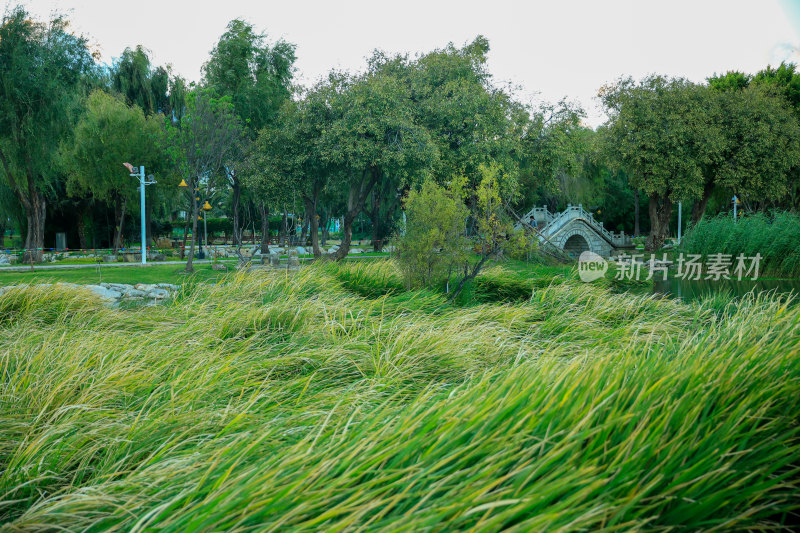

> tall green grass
[0,260,799,530]
[682,211,800,278]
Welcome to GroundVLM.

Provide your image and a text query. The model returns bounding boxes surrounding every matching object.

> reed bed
[0,260,798,531]
[681,211,800,278]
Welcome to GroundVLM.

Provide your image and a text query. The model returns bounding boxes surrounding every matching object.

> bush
[395,180,469,289]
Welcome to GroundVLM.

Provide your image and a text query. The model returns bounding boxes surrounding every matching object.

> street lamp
[123,163,156,265]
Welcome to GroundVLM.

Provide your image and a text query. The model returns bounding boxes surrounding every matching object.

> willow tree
[0,7,95,261]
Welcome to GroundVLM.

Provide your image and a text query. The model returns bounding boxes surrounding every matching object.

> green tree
[203,19,295,133]
[517,101,590,212]
[321,69,437,260]
[0,7,95,261]
[202,19,296,251]
[167,90,244,272]
[701,75,800,219]
[405,37,524,183]
[600,76,720,250]
[61,90,165,251]
[244,91,334,257]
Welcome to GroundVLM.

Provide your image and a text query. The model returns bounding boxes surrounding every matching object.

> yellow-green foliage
[1,261,799,530]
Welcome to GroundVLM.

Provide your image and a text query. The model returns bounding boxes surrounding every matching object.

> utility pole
[677,201,682,245]
[732,195,738,222]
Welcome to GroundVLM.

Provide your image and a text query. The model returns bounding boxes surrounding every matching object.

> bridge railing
[516,204,633,248]
[538,204,631,246]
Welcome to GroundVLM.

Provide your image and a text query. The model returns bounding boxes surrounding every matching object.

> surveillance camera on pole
[124,163,157,265]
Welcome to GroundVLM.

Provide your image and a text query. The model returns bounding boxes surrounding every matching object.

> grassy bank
[681,212,800,278]
[1,260,799,530]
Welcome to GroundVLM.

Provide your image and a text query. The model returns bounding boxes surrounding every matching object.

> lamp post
[732,195,739,222]
[202,200,212,250]
[123,163,156,265]
[179,178,214,259]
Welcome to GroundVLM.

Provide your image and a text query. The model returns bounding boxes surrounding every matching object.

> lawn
[0,262,235,286]
[1,260,799,530]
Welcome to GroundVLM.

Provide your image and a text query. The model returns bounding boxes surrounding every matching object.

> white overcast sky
[21,0,800,126]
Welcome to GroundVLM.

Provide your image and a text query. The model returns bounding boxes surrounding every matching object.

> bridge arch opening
[564,234,590,257]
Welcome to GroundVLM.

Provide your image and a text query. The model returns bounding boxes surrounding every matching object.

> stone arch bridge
[514,204,632,258]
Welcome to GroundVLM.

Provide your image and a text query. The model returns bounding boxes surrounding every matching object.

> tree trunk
[691,181,715,225]
[633,189,640,237]
[645,194,673,251]
[259,203,270,254]
[369,181,382,252]
[0,150,44,262]
[321,207,329,245]
[232,177,242,249]
[299,211,309,246]
[304,189,322,258]
[22,192,46,263]
[280,209,288,247]
[185,179,198,272]
[76,208,88,250]
[330,168,379,261]
[373,185,404,252]
[113,198,127,253]
[450,253,491,302]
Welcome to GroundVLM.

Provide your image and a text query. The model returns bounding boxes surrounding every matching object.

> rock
[295,246,306,255]
[102,255,117,262]
[211,263,227,271]
[0,256,9,265]
[156,283,179,290]
[148,288,170,299]
[350,248,363,254]
[134,283,156,291]
[269,253,280,267]
[85,285,122,300]
[149,253,166,261]
[122,288,146,298]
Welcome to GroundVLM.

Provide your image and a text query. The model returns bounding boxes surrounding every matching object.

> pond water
[650,277,800,303]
